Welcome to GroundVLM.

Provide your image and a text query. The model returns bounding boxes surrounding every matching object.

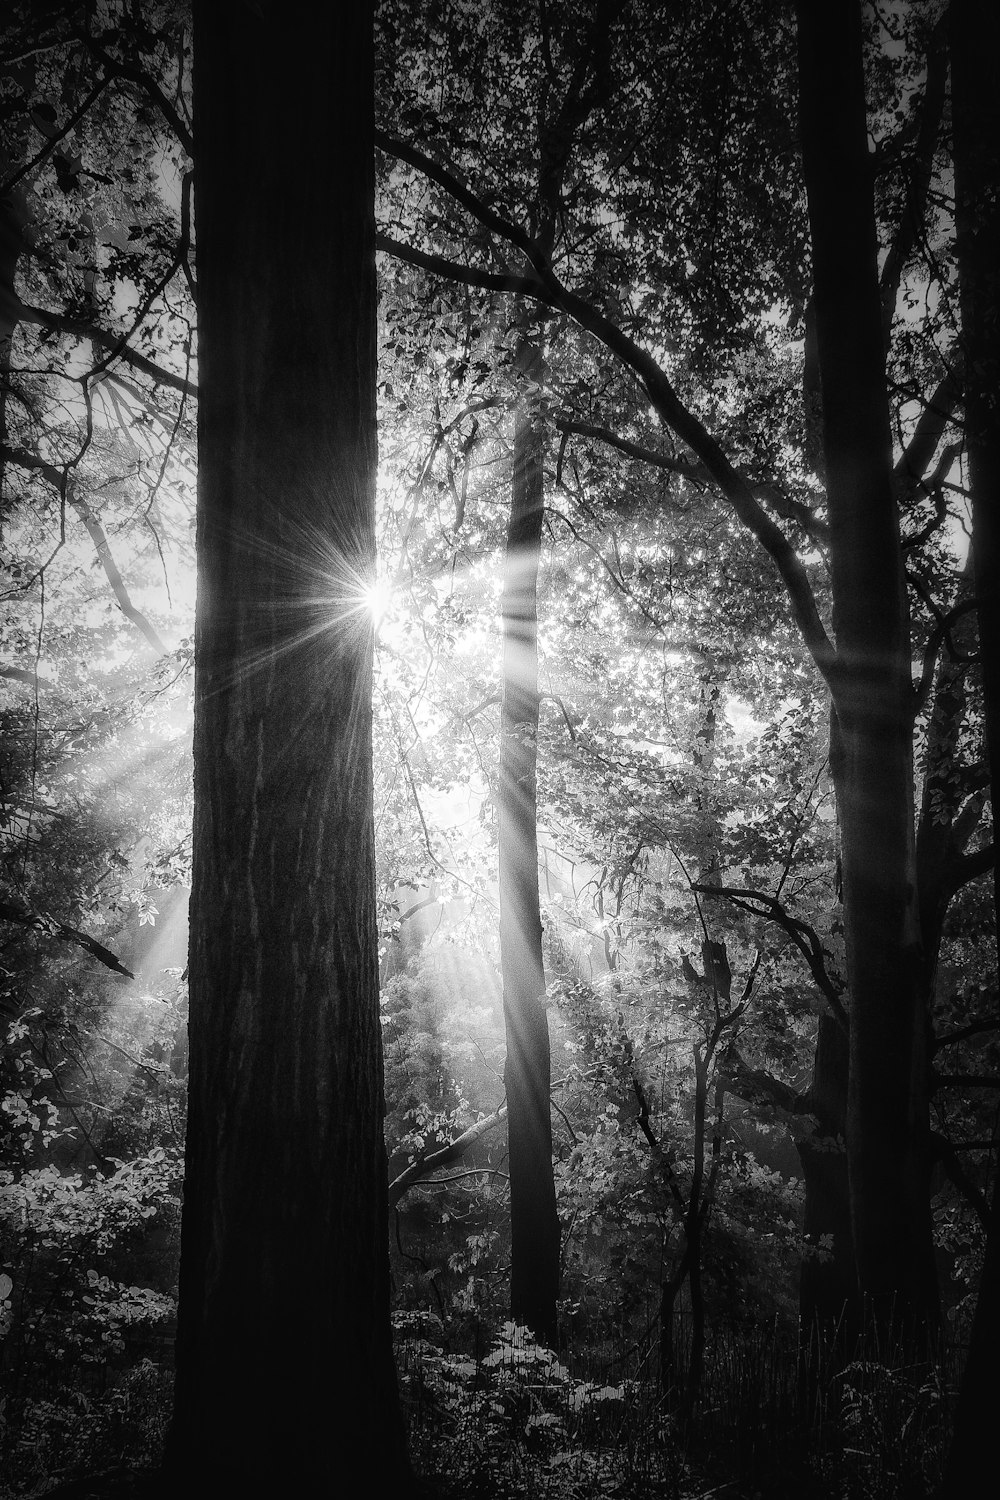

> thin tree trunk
[499,329,560,1346]
[796,0,937,1335]
[167,2,409,1487]
[942,0,1000,1485]
[684,1045,709,1417]
[0,186,26,499]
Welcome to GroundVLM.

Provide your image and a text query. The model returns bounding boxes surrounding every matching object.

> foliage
[0,0,995,1493]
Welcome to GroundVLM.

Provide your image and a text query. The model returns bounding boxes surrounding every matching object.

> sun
[363,578,392,628]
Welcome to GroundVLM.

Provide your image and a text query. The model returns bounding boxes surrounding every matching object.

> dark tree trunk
[167,2,409,1487]
[499,331,560,1346]
[684,1046,710,1416]
[798,1013,853,1346]
[795,0,937,1334]
[943,1,1000,1486]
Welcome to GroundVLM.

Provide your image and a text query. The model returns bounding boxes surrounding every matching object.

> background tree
[795,0,935,1334]
[942,0,1000,1484]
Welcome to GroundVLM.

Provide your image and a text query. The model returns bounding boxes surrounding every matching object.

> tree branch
[691,882,848,1032]
[0,899,134,978]
[932,1072,1000,1092]
[555,416,830,542]
[2,446,168,654]
[388,1105,507,1208]
[879,16,948,335]
[375,137,837,684]
[18,301,196,396]
[0,78,114,196]
[929,1129,991,1231]
[944,842,995,896]
[724,1048,812,1116]
[894,369,963,503]
[0,665,52,692]
[933,1018,1000,1055]
[77,35,194,158]
[376,231,550,302]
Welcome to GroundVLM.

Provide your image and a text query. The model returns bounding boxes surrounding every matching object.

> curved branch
[555,415,830,542]
[376,231,550,302]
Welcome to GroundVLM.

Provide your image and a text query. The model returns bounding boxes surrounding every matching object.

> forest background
[1,1,998,1496]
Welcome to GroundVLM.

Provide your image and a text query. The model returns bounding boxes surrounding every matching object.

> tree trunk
[796,0,937,1335]
[499,329,560,1345]
[798,1013,853,1347]
[0,184,27,507]
[942,0,1000,1485]
[167,2,409,1487]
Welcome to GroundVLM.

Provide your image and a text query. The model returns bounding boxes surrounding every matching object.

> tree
[942,0,1000,1484]
[500,327,561,1344]
[165,1,410,1487]
[794,0,936,1334]
[375,0,986,1343]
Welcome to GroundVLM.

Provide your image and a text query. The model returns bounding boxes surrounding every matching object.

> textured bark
[943,0,1000,1486]
[499,332,560,1345]
[796,0,936,1330]
[167,1,409,1487]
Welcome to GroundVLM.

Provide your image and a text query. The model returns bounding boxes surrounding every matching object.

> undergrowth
[395,1314,956,1500]
[0,1318,957,1498]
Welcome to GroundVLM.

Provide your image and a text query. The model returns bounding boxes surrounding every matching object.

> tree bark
[167,2,409,1487]
[796,0,937,1333]
[798,1012,853,1345]
[942,0,1000,1486]
[499,330,561,1345]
